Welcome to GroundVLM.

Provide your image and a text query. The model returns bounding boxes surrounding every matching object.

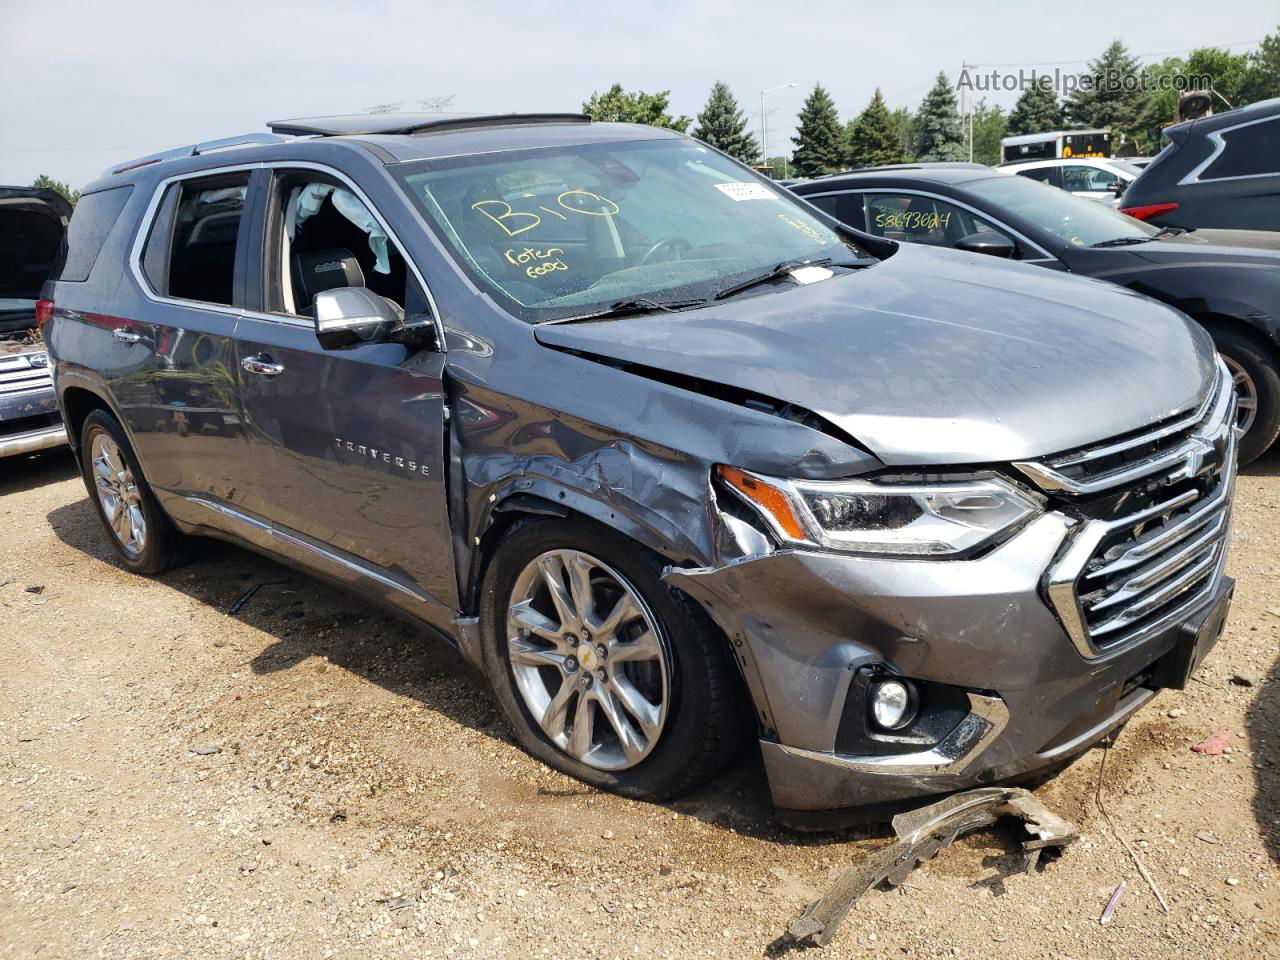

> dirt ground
[1,445,1277,960]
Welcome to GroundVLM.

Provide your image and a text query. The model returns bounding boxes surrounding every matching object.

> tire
[478,518,748,801]
[1211,329,1280,466]
[78,409,187,574]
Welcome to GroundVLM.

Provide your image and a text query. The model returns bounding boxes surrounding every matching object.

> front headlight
[717,465,1042,557]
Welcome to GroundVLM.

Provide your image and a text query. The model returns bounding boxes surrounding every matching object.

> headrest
[295,248,365,305]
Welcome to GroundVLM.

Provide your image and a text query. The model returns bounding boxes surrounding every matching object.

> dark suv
[45,113,1237,823]
[1121,97,1280,229]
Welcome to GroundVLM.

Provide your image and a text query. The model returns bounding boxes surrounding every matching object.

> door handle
[112,328,141,345]
[241,354,285,377]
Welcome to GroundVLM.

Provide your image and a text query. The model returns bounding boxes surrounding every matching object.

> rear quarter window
[58,186,134,282]
[1202,118,1280,180]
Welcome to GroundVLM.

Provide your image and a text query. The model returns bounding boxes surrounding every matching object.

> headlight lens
[718,465,1041,557]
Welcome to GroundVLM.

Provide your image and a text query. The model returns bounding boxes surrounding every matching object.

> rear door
[125,171,253,502]
[230,166,457,611]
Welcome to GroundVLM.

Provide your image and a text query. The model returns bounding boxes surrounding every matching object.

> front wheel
[1213,330,1280,466]
[479,518,747,801]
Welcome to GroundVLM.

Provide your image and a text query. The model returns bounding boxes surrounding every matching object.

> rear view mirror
[955,232,1016,259]
[314,287,403,350]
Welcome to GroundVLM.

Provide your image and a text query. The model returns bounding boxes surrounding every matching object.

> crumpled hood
[535,244,1217,466]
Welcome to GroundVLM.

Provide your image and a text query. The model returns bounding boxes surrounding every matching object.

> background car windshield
[394,139,864,321]
[967,175,1159,246]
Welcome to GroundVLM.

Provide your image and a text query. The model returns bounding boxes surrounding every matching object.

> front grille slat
[1032,359,1237,658]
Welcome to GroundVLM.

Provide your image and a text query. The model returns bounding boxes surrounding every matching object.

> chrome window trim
[1177,114,1280,186]
[127,159,446,348]
[800,187,1057,262]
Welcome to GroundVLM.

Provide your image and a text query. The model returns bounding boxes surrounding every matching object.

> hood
[1143,228,1280,255]
[0,187,71,305]
[535,244,1216,466]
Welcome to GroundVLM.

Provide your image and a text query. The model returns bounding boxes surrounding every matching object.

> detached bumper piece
[787,787,1078,948]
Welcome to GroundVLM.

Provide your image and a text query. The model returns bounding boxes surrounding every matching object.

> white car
[999,157,1144,205]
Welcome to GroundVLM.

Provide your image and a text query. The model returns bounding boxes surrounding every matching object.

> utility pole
[961,61,974,162]
[760,83,796,177]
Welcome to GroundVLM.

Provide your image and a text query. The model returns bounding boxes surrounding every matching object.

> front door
[231,168,456,613]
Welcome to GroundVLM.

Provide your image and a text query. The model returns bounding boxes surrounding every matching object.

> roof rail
[104,132,289,178]
[266,112,591,138]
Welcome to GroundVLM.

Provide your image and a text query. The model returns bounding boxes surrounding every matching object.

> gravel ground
[1,445,1277,960]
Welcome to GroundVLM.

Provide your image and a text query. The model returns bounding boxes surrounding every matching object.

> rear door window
[804,192,867,230]
[1202,118,1280,180]
[59,186,133,282]
[141,173,250,306]
[1015,167,1064,188]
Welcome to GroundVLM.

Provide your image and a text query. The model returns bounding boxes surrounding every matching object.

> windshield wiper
[542,296,708,325]
[712,257,875,301]
[1090,236,1155,248]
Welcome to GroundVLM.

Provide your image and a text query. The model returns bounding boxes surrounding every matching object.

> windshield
[967,175,1160,247]
[393,138,868,322]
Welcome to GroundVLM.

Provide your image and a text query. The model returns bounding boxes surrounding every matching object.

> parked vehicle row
[43,114,1238,824]
[789,164,1280,463]
[1,185,69,459]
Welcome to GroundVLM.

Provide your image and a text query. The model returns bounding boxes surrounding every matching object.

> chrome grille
[0,351,53,397]
[1021,361,1237,659]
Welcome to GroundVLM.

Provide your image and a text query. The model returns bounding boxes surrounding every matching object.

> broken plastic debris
[787,787,1078,948]
[1100,881,1126,924]
[1191,729,1234,755]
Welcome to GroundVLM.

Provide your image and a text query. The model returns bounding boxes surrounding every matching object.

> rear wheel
[479,518,747,800]
[1212,330,1280,465]
[79,409,187,574]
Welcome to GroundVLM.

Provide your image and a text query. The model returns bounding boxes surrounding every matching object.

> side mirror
[1113,179,1126,198]
[955,232,1016,259]
[314,287,404,350]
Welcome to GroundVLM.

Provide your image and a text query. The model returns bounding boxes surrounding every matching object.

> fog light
[870,679,916,730]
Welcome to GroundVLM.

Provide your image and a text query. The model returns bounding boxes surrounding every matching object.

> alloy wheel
[91,433,147,558]
[505,549,670,771]
[1223,354,1258,436]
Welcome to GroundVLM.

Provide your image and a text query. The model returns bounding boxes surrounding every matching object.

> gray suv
[45,113,1238,824]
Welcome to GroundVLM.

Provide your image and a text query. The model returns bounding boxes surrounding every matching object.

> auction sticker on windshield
[714,182,777,201]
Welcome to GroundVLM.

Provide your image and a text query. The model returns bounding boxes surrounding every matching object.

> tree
[846,89,907,168]
[914,72,966,161]
[790,84,846,177]
[1241,25,1280,104]
[1007,82,1063,136]
[692,81,760,164]
[1065,40,1147,139]
[581,84,690,131]
[887,107,915,160]
[969,99,1007,166]
[31,174,78,206]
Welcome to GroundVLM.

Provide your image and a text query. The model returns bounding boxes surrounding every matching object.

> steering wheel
[641,236,693,265]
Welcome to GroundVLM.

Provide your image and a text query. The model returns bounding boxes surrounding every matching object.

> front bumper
[665,510,1233,815]
[0,419,68,457]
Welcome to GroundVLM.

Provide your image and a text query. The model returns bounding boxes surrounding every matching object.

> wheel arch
[59,382,123,454]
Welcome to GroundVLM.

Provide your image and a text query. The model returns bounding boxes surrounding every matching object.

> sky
[0,0,1275,189]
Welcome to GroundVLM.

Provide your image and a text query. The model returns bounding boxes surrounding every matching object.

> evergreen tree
[31,174,78,206]
[1065,41,1147,139]
[969,99,1007,166]
[692,81,760,164]
[1241,25,1280,104]
[914,72,966,161]
[790,84,846,177]
[887,107,915,160]
[582,84,690,131]
[846,89,907,167]
[1007,82,1064,136]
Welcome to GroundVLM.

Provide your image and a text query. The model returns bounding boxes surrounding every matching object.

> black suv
[1120,97,1280,230]
[44,114,1236,823]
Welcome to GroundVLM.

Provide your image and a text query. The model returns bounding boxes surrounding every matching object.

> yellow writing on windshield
[777,213,827,244]
[472,190,619,237]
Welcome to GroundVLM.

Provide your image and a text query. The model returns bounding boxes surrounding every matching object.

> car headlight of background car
[718,465,1042,557]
